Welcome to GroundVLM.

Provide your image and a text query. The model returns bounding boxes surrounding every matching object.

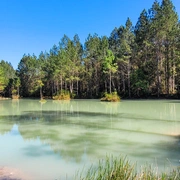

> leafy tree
[84,34,102,97]
[17,54,42,97]
[131,69,149,97]
[148,0,179,96]
[0,65,5,95]
[113,18,135,97]
[65,34,82,95]
[0,60,15,97]
[103,50,117,93]
[161,0,179,95]
[11,77,21,97]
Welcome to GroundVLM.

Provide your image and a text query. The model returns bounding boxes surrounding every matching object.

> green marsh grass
[75,156,180,180]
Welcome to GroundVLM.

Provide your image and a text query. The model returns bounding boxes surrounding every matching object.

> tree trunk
[156,50,160,98]
[122,72,125,93]
[40,86,43,100]
[56,80,59,93]
[77,79,78,96]
[17,86,20,97]
[70,81,73,94]
[165,44,170,95]
[60,75,63,92]
[105,80,107,93]
[65,81,67,91]
[171,48,176,94]
[110,71,112,94]
[128,59,131,98]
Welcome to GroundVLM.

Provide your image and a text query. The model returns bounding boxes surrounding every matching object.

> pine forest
[1,0,180,99]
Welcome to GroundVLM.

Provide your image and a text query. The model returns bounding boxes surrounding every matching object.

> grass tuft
[75,155,180,180]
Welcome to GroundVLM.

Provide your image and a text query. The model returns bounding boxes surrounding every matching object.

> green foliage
[11,77,21,98]
[0,65,6,93]
[2,0,180,99]
[101,92,120,102]
[131,69,149,97]
[11,94,20,99]
[39,99,47,103]
[0,60,16,97]
[36,80,44,88]
[78,156,134,180]
[103,50,118,94]
[76,155,180,180]
[52,90,70,100]
[103,50,117,73]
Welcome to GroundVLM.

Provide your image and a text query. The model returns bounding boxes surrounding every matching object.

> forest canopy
[0,0,180,99]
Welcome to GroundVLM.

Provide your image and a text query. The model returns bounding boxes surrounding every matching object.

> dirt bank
[0,167,30,180]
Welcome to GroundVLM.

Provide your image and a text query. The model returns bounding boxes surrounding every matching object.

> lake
[0,99,179,179]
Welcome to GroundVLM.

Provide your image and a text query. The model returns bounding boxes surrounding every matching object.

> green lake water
[0,99,179,179]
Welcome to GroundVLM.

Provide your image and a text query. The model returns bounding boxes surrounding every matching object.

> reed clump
[76,156,180,180]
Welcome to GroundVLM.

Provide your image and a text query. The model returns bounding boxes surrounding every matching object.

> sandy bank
[0,167,30,180]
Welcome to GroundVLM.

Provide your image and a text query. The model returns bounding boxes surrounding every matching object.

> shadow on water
[22,144,55,157]
[0,109,179,165]
[131,135,180,165]
[0,109,179,137]
[0,99,180,167]
[0,110,117,162]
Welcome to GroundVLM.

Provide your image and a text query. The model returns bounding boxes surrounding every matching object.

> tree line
[0,0,180,99]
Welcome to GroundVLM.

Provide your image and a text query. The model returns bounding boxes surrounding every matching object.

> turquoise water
[0,99,179,179]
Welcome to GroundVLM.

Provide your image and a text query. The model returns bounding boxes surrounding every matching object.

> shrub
[12,95,20,99]
[101,92,120,102]
[52,90,70,100]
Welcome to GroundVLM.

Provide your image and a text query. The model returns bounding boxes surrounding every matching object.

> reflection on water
[0,99,180,179]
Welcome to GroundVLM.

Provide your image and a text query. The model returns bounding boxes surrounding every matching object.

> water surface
[0,99,180,179]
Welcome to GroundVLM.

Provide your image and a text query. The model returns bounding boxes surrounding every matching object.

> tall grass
[75,156,180,180]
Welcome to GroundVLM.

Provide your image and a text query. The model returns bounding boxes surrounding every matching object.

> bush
[52,90,70,100]
[11,89,20,99]
[101,92,120,102]
[12,95,20,99]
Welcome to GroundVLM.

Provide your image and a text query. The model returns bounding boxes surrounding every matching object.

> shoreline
[0,167,30,180]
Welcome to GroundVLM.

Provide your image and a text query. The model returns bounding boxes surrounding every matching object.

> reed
[75,156,180,180]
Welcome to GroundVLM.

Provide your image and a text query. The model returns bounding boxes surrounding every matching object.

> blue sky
[0,0,180,70]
